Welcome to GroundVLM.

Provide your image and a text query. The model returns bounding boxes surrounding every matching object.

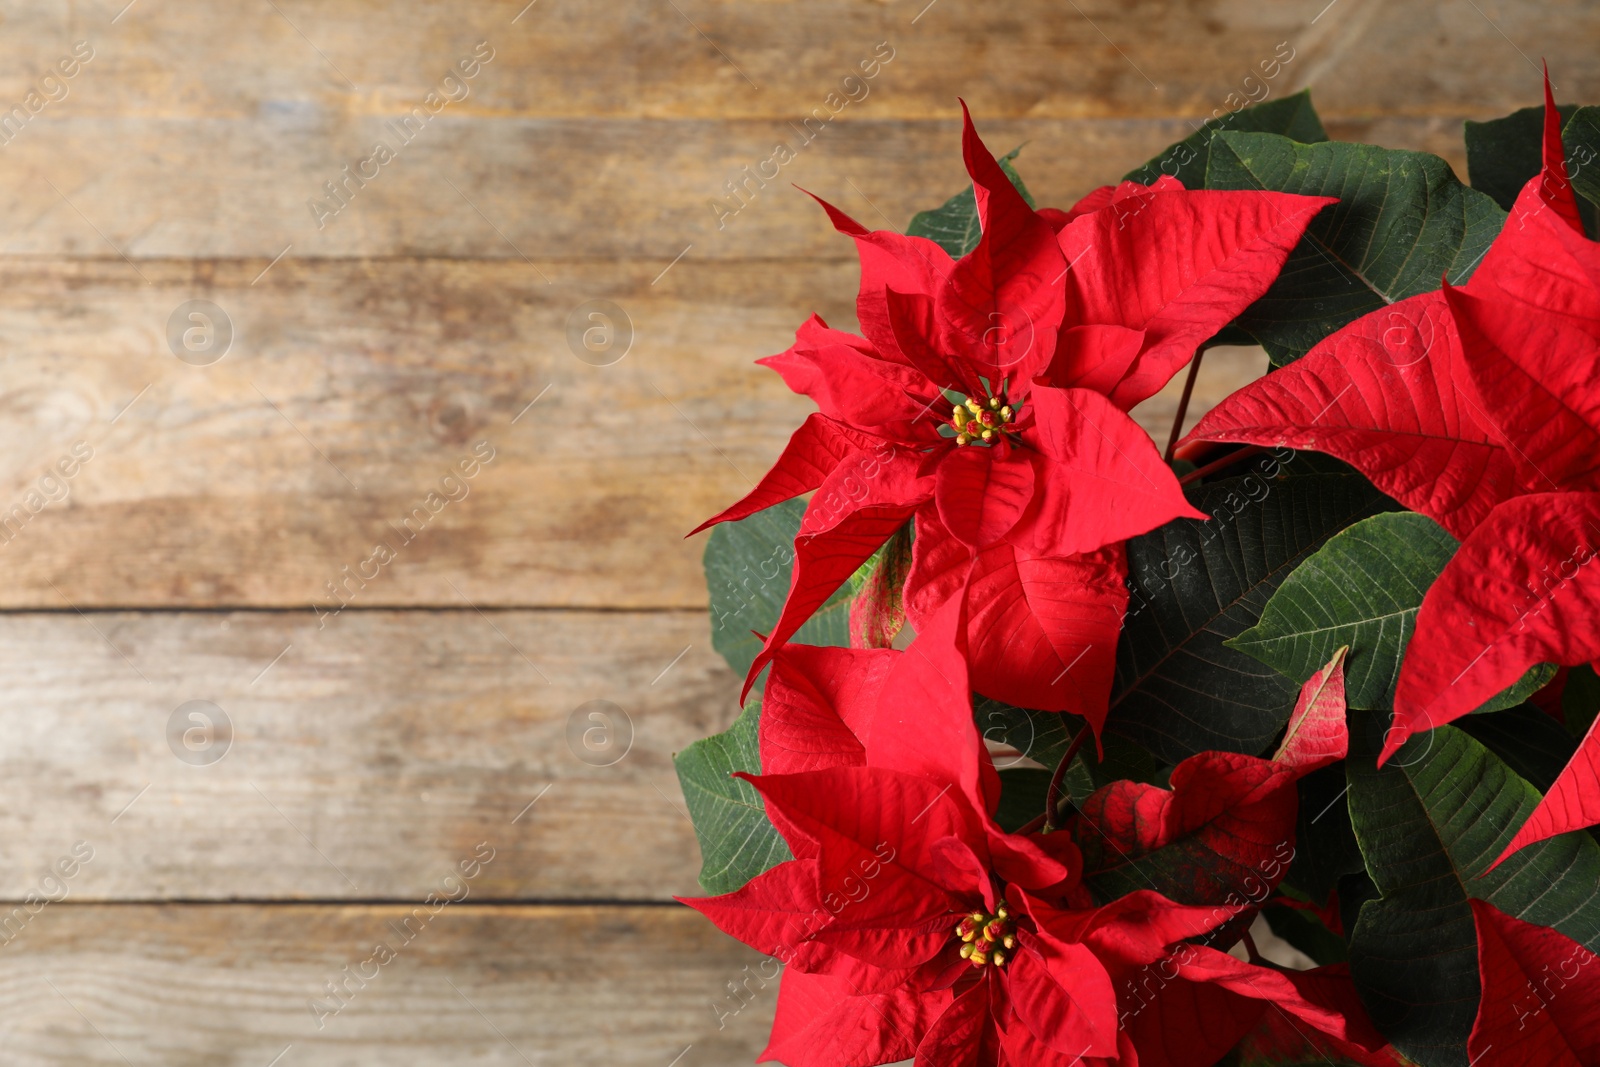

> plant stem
[1042,726,1091,833]
[1241,928,1265,965]
[1177,444,1267,487]
[1164,348,1207,463]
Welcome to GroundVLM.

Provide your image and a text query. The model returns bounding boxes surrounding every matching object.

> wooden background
[0,0,1593,1062]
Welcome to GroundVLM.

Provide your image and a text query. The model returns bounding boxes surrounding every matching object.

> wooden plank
[0,904,774,1066]
[0,609,747,901]
[0,115,1478,260]
[0,0,1591,121]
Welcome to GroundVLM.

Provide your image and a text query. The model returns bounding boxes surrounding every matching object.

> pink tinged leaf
[962,541,1128,726]
[802,190,956,371]
[1467,899,1600,1067]
[1493,696,1600,867]
[743,451,931,702]
[1185,291,1520,539]
[1019,385,1203,557]
[1054,187,1336,410]
[933,438,1036,548]
[1445,282,1600,493]
[1272,646,1350,776]
[1074,751,1298,903]
[757,314,935,441]
[760,969,955,1067]
[933,104,1068,397]
[761,644,899,775]
[1387,492,1600,762]
[1540,67,1587,235]
[1005,936,1120,1058]
[849,525,915,649]
[688,413,869,537]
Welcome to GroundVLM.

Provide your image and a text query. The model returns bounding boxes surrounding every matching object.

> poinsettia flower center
[954,904,1016,968]
[941,390,1019,447]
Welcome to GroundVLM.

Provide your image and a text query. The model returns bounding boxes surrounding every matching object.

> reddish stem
[1042,726,1092,834]
[1164,348,1207,463]
[1177,444,1267,487]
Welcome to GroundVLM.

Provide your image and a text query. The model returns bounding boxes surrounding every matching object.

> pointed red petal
[1020,386,1203,556]
[911,980,997,1067]
[934,438,1036,548]
[1186,291,1519,539]
[1445,281,1600,492]
[757,314,933,440]
[1537,66,1586,235]
[1388,492,1600,761]
[760,969,953,1067]
[1467,899,1600,1067]
[689,413,880,537]
[1054,187,1334,410]
[1272,647,1350,775]
[761,644,899,775]
[677,858,824,959]
[884,287,980,395]
[1007,937,1119,1058]
[933,104,1067,394]
[743,451,931,701]
[1167,951,1386,1052]
[1045,323,1148,396]
[1494,704,1600,866]
[1023,888,1240,969]
[962,540,1128,724]
[802,190,955,372]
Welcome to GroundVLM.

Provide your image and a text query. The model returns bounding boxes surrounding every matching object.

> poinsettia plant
[677,77,1600,1067]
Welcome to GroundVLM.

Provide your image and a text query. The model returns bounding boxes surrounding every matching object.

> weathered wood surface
[0,0,1591,121]
[0,115,1475,261]
[0,904,772,1066]
[0,609,742,901]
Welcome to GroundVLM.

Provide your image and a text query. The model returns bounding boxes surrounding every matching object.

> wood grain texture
[0,115,1479,261]
[0,0,1591,121]
[0,609,748,901]
[0,904,773,1066]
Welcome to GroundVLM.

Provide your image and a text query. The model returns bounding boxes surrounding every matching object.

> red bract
[1186,76,1600,779]
[693,105,1333,729]
[1468,900,1600,1067]
[687,617,1375,1066]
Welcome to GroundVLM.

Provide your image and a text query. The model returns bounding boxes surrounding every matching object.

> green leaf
[1123,89,1328,188]
[1464,102,1579,210]
[1231,512,1555,714]
[1231,513,1451,708]
[1283,762,1364,905]
[1108,471,1395,765]
[905,146,1034,258]
[1345,712,1600,1066]
[993,767,1053,833]
[1563,106,1600,230]
[673,694,792,895]
[1457,703,1582,795]
[704,499,853,688]
[1564,663,1600,739]
[975,697,1161,803]
[1205,132,1507,364]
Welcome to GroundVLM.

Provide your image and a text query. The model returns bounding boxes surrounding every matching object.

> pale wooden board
[0,0,1590,121]
[0,609,745,901]
[0,115,1476,262]
[0,904,774,1066]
